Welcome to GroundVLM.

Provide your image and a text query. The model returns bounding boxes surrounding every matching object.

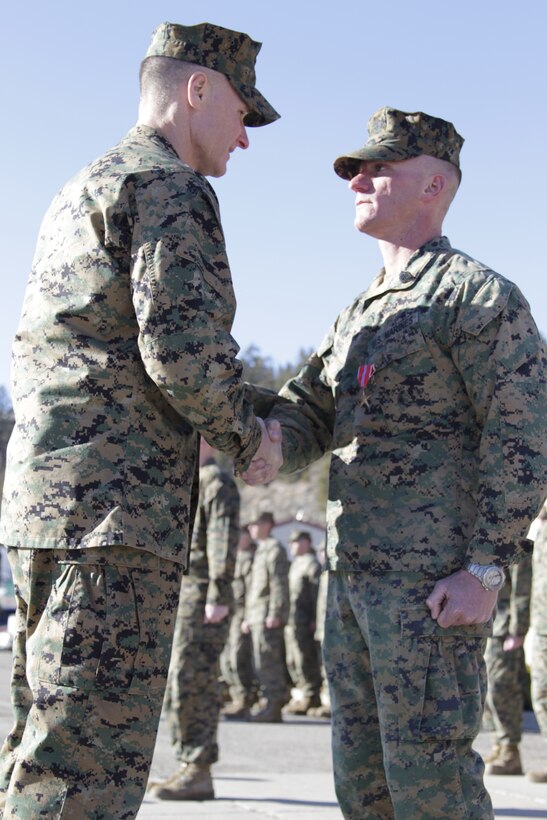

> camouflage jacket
[245,536,289,625]
[0,126,261,563]
[186,459,239,607]
[491,556,532,637]
[288,551,321,626]
[261,237,547,575]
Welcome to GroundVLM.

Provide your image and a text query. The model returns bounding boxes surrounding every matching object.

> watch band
[464,561,505,592]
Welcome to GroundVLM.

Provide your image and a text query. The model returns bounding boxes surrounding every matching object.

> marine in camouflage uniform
[483,556,532,774]
[148,442,239,801]
[528,501,547,782]
[283,531,323,714]
[220,526,259,717]
[245,512,290,722]
[0,21,279,820]
[251,108,547,818]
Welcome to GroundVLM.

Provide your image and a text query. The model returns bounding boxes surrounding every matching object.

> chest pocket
[367,310,427,373]
[356,310,430,420]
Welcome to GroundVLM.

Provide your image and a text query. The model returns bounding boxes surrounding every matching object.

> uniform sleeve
[130,174,261,470]
[248,329,337,474]
[203,472,240,608]
[450,281,547,567]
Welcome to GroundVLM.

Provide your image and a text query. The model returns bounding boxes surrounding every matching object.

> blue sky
[1,0,546,396]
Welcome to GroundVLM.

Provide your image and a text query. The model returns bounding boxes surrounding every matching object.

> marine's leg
[166,615,229,766]
[249,625,288,721]
[323,571,393,819]
[528,632,547,781]
[364,573,494,820]
[485,637,523,744]
[297,623,322,700]
[1,546,181,820]
[483,637,523,774]
[531,633,547,737]
[0,549,40,807]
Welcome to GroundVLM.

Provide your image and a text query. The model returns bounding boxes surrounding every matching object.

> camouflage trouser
[285,623,322,698]
[220,612,257,703]
[163,578,229,766]
[0,546,182,820]
[323,570,494,820]
[249,624,289,703]
[484,637,524,744]
[531,632,547,738]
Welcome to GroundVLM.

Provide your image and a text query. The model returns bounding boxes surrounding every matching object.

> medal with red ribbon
[357,363,376,408]
[357,364,376,389]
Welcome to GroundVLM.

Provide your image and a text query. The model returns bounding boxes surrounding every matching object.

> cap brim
[230,81,280,127]
[333,142,422,179]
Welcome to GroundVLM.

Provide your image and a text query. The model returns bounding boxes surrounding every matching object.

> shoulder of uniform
[87,129,215,206]
[439,252,525,337]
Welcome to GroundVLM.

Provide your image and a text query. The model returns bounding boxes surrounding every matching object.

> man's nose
[349,171,371,192]
[237,125,249,150]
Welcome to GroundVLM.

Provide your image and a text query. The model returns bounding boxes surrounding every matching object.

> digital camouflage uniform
[220,543,258,707]
[162,459,239,766]
[530,504,547,755]
[483,556,532,767]
[245,536,290,705]
[0,20,279,817]
[285,550,322,700]
[257,232,547,817]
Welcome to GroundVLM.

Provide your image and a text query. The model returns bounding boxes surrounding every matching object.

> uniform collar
[125,124,181,161]
[123,125,221,215]
[363,236,452,302]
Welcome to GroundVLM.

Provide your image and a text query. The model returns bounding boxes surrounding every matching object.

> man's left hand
[426,569,497,628]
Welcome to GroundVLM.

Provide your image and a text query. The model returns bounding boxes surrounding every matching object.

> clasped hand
[239,418,283,486]
[426,569,498,627]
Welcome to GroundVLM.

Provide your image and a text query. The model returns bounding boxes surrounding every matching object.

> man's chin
[208,163,228,178]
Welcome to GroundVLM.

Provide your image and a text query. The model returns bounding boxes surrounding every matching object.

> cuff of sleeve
[234,418,263,472]
[465,534,534,569]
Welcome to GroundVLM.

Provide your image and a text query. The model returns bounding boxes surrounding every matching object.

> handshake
[239,418,283,486]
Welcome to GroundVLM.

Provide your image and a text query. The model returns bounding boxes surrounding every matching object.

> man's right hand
[239,418,282,485]
[426,569,497,627]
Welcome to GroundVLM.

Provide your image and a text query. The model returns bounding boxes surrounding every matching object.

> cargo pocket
[38,562,140,691]
[397,606,490,743]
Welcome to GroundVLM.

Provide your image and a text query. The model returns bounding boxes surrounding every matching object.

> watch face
[483,567,504,590]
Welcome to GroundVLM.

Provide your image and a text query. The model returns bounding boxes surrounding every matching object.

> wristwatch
[464,562,505,592]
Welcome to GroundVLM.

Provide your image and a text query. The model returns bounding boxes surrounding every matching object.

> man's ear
[423,173,446,200]
[187,71,208,111]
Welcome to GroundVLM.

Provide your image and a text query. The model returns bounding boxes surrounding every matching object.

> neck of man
[378,222,443,278]
[137,103,193,167]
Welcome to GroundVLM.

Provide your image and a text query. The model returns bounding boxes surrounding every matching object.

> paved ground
[0,648,546,818]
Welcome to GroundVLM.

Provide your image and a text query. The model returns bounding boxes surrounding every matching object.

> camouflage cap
[334,107,464,180]
[145,22,280,127]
